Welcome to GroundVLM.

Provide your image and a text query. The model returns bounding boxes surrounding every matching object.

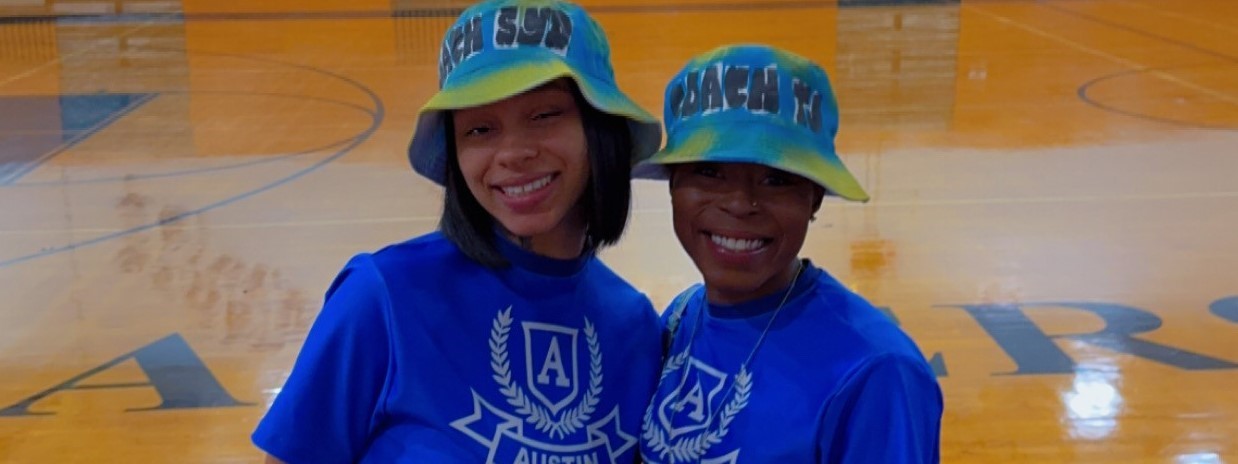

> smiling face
[669,162,823,305]
[452,81,591,259]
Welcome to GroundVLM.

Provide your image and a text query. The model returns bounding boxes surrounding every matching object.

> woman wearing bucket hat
[635,45,943,463]
[252,1,664,462]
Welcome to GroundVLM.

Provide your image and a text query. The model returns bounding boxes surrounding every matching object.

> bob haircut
[438,83,635,268]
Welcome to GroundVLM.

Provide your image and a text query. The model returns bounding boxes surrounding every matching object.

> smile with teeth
[499,174,554,197]
[710,233,770,252]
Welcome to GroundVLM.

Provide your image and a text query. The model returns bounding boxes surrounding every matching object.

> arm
[817,354,943,464]
[251,254,394,464]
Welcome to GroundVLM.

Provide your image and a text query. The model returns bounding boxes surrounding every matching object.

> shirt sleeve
[252,254,394,464]
[817,354,943,464]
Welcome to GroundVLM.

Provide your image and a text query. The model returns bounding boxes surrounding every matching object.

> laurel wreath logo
[490,307,603,439]
[641,353,752,463]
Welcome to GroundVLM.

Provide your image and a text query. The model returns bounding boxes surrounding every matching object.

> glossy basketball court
[1,0,1236,462]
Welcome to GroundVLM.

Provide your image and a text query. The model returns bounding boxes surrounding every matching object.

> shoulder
[660,283,705,330]
[801,270,930,366]
[369,231,462,268]
[843,352,939,391]
[823,352,943,426]
[582,258,659,324]
[584,258,650,304]
[363,231,481,281]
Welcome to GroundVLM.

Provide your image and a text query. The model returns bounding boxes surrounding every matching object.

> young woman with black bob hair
[252,1,665,462]
[439,80,637,268]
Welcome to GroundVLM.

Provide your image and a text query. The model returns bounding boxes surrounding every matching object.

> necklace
[672,259,805,427]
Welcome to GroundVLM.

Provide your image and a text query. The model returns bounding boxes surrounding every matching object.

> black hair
[439,85,635,268]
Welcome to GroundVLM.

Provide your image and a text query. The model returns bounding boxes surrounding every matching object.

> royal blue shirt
[641,262,942,463]
[253,232,662,463]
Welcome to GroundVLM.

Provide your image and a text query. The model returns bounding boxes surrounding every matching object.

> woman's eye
[693,165,721,178]
[764,174,793,186]
[462,126,491,137]
[532,109,563,121]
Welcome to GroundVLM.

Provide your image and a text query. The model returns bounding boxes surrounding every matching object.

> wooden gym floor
[1,0,1236,462]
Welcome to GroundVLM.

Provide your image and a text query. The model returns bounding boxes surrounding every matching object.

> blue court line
[6,138,354,187]
[0,93,157,186]
[1039,2,1238,63]
[1077,64,1238,131]
[0,50,385,269]
[3,91,377,187]
[1213,296,1238,324]
[1040,1,1238,130]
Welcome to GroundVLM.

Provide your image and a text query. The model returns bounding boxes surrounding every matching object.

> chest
[374,295,660,463]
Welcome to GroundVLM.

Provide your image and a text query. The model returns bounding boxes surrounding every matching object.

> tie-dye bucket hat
[634,44,869,202]
[409,0,662,185]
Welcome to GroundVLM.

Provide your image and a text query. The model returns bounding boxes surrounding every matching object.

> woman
[635,45,943,463]
[251,1,664,462]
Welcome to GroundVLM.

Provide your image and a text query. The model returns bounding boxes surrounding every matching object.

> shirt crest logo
[453,306,634,463]
[641,350,751,464]
[658,358,727,439]
[523,322,581,415]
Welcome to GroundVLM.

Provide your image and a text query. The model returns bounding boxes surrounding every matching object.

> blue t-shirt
[640,262,942,463]
[253,232,662,463]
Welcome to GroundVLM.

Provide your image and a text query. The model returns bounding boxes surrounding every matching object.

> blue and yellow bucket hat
[634,45,869,202]
[409,0,662,185]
